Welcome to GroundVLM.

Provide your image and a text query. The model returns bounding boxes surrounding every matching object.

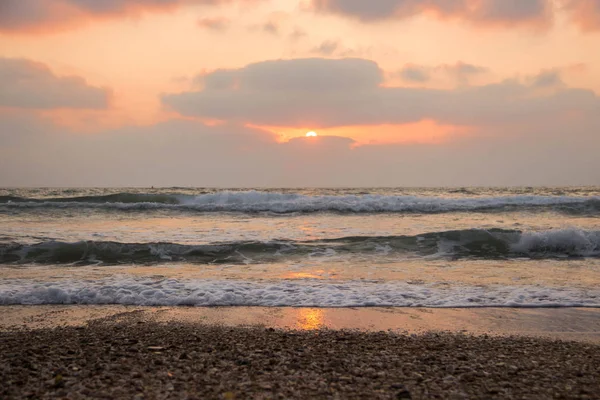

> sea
[1,187,599,308]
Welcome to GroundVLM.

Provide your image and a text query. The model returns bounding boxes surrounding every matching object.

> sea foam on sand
[1,277,598,308]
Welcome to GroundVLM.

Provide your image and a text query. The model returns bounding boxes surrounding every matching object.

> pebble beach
[2,310,599,399]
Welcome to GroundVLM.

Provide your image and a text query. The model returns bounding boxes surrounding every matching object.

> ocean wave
[1,191,600,214]
[1,229,599,265]
[0,193,180,204]
[0,278,597,307]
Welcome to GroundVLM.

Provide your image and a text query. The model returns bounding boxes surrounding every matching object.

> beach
[2,307,600,399]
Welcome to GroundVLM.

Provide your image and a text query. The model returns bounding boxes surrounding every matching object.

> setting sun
[306,131,318,137]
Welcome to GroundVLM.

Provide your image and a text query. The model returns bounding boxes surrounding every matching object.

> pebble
[1,320,598,399]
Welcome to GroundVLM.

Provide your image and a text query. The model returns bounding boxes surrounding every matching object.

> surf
[2,228,599,265]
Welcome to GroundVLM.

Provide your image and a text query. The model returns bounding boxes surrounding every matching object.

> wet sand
[2,305,600,343]
[1,310,599,399]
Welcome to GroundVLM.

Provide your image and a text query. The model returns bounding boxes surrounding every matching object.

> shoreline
[2,311,599,399]
[3,305,600,343]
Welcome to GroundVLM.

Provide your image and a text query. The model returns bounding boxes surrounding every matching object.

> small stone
[396,387,412,399]
[53,374,64,388]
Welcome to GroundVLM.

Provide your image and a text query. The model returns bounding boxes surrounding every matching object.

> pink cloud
[563,0,600,32]
[0,0,260,34]
[310,0,553,29]
[197,17,231,31]
[0,57,110,109]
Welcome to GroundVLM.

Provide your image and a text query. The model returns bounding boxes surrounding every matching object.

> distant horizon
[3,185,600,190]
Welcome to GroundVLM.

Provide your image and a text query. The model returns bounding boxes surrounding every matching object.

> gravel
[1,312,599,399]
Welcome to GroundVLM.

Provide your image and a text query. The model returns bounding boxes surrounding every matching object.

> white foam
[3,191,599,213]
[512,229,600,256]
[1,278,598,308]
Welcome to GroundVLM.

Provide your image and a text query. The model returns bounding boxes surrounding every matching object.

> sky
[0,0,599,187]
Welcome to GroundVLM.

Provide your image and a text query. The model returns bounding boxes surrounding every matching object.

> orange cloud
[0,0,260,34]
[563,0,600,32]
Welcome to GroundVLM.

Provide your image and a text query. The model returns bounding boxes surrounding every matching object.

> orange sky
[1,0,600,186]
[1,0,598,141]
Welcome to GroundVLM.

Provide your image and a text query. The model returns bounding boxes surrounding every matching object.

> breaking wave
[0,278,598,307]
[1,191,600,214]
[2,229,599,265]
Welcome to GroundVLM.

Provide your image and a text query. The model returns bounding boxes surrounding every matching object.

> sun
[306,131,318,137]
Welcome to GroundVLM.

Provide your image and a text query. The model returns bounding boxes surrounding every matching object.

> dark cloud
[310,0,552,28]
[0,58,110,109]
[0,0,256,33]
[472,0,549,22]
[163,58,598,128]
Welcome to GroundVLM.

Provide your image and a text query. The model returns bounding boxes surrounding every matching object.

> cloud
[311,40,340,56]
[398,62,487,84]
[261,21,279,35]
[440,62,489,84]
[289,27,308,41]
[197,17,230,31]
[0,58,110,109]
[562,0,600,32]
[163,57,598,128]
[528,69,564,88]
[399,64,431,83]
[247,20,282,35]
[309,0,552,29]
[0,0,258,33]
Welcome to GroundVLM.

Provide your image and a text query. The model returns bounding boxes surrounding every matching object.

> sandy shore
[1,309,599,399]
[2,305,600,343]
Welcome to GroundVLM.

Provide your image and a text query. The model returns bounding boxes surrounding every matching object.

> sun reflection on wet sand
[296,308,325,330]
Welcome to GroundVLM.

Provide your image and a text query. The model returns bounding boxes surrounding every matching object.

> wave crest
[2,191,600,214]
[2,229,599,265]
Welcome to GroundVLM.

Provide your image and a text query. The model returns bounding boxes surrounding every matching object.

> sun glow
[306,131,318,137]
